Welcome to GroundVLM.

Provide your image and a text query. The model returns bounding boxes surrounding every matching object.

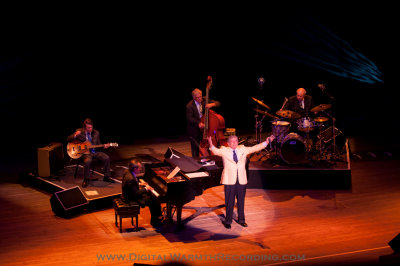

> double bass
[199,76,228,156]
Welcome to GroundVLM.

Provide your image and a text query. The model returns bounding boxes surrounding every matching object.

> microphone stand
[254,106,262,144]
[318,84,336,103]
[255,78,265,144]
[253,77,271,161]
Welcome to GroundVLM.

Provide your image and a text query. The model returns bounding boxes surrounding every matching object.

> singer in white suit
[208,134,274,229]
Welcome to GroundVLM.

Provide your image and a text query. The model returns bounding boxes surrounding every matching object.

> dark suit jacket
[283,95,315,117]
[185,97,220,140]
[121,170,150,207]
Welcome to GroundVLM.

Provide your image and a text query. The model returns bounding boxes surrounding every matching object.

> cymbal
[253,108,278,119]
[276,109,301,119]
[252,97,270,110]
[311,104,332,113]
[314,117,328,123]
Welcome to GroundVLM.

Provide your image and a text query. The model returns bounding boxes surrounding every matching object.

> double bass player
[186,87,220,158]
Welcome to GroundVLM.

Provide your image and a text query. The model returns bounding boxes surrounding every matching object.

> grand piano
[142,147,223,229]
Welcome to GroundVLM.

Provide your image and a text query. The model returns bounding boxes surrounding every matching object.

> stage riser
[248,169,352,190]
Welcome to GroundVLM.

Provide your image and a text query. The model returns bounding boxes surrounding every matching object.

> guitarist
[186,88,220,158]
[67,118,113,187]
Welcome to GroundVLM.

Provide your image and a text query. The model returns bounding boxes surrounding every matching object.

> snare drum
[271,120,290,143]
[297,117,315,132]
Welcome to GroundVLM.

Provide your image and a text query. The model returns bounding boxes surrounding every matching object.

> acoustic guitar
[67,140,118,159]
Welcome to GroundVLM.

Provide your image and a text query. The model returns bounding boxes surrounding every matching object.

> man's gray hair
[192,88,202,97]
[227,135,238,142]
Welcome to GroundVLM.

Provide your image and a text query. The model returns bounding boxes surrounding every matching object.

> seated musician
[282,87,318,141]
[283,87,315,118]
[121,159,163,227]
[67,118,113,188]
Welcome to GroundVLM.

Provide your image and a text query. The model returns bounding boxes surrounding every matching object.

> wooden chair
[113,197,140,232]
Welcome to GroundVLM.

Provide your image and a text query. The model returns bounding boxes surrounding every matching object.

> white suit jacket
[210,141,267,185]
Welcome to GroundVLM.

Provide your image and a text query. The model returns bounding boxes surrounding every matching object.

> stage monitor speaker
[389,233,400,253]
[38,142,64,177]
[50,186,89,217]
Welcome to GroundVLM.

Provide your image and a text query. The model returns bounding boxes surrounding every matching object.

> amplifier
[37,142,64,177]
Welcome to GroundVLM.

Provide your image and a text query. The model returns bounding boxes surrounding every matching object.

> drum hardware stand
[269,139,282,165]
[322,110,338,163]
[254,107,264,144]
[302,110,314,162]
[304,129,314,164]
[248,108,270,161]
[317,83,337,163]
[331,116,337,161]
[316,122,326,161]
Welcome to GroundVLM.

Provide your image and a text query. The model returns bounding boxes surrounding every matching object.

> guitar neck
[88,144,105,149]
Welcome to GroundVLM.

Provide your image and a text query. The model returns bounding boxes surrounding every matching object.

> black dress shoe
[223,222,231,229]
[82,179,89,188]
[238,222,248,227]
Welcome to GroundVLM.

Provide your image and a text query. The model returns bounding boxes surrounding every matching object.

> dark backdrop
[1,5,388,158]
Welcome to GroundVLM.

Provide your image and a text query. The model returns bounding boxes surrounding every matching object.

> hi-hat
[253,108,278,119]
[252,97,270,110]
[276,109,301,119]
[314,117,328,123]
[311,104,332,113]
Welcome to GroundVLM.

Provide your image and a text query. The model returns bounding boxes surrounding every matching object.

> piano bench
[113,198,140,233]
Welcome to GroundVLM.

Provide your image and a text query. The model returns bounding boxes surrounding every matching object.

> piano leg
[165,203,174,224]
[165,203,184,230]
[176,204,184,231]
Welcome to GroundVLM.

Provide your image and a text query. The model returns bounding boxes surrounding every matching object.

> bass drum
[280,133,307,164]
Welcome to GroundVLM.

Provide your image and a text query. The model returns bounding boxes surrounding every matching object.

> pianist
[208,134,275,229]
[121,159,163,227]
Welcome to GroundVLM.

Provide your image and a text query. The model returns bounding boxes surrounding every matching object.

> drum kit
[251,98,341,165]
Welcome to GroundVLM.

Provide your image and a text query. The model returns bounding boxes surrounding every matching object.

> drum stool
[113,198,140,232]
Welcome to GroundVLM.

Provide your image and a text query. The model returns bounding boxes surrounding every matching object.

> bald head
[296,88,306,101]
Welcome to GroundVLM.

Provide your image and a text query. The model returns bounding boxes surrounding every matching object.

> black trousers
[189,131,202,158]
[82,152,110,180]
[144,193,162,222]
[224,178,246,224]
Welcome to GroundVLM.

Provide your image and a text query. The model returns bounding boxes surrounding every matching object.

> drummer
[282,87,315,117]
[280,87,319,143]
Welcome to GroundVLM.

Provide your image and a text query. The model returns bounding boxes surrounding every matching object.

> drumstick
[281,97,288,110]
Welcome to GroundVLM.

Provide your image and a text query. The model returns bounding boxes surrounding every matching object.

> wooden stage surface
[1,134,400,265]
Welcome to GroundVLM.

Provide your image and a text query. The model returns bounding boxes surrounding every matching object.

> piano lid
[164,147,203,173]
